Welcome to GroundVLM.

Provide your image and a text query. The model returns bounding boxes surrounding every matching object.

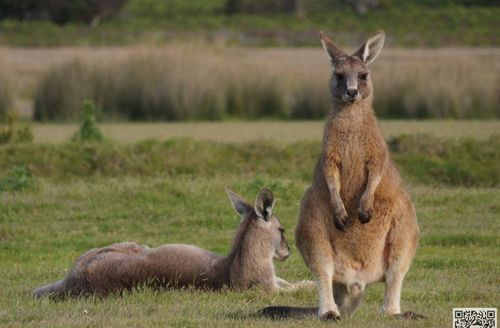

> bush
[0,165,34,193]
[123,0,223,19]
[0,135,498,187]
[0,0,127,24]
[72,100,103,143]
[389,134,500,186]
[225,0,299,15]
[0,112,33,144]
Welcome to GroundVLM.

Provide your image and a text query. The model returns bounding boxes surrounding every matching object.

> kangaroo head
[226,187,290,262]
[320,30,385,105]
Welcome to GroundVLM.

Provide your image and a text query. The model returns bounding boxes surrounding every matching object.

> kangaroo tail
[259,306,318,319]
[32,280,66,300]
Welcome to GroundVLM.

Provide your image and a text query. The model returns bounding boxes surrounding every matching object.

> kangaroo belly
[296,186,393,286]
[331,192,394,285]
[330,229,389,286]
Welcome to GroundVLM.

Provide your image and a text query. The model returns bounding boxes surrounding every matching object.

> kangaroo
[33,188,312,300]
[261,31,422,320]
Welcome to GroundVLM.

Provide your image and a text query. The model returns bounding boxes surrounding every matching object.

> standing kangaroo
[33,188,311,299]
[261,31,421,320]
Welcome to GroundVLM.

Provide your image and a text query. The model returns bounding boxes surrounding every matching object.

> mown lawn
[1,176,499,327]
[0,136,498,327]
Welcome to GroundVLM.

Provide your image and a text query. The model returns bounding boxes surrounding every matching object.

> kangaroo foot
[321,311,341,321]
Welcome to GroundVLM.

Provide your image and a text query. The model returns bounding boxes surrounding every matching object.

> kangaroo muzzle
[343,77,360,103]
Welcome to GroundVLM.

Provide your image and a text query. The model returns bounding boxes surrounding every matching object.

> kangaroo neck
[330,95,374,117]
[226,231,275,288]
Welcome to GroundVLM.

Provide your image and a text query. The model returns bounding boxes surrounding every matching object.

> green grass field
[1,178,498,327]
[1,123,499,327]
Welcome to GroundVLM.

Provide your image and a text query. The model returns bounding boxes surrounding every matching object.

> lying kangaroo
[262,31,421,320]
[33,188,312,299]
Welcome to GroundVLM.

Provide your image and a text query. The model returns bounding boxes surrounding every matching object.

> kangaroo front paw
[357,206,372,224]
[334,211,349,232]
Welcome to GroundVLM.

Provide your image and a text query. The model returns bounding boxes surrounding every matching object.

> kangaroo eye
[359,73,369,81]
[334,73,344,81]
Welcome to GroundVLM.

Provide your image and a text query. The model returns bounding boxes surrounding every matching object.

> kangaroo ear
[225,187,252,218]
[353,30,385,65]
[319,31,347,65]
[255,188,275,221]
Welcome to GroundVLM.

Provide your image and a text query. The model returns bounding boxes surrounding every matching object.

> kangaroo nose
[346,88,358,97]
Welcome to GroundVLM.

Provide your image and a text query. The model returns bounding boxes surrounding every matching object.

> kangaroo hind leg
[382,199,422,319]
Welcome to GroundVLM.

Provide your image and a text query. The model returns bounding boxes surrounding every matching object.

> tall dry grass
[33,46,499,121]
[0,60,13,120]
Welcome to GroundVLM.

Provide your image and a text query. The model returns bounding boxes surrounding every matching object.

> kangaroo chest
[326,127,368,203]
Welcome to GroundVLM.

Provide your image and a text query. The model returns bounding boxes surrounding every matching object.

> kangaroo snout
[275,244,290,262]
[276,250,290,262]
[346,88,358,97]
[345,88,360,102]
[283,246,291,260]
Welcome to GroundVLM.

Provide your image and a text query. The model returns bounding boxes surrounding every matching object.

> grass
[0,135,499,187]
[0,115,498,326]
[0,175,498,327]
[30,46,500,121]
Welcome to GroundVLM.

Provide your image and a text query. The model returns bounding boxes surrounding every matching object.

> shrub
[225,0,299,15]
[0,111,33,144]
[72,100,103,143]
[0,165,34,193]
[0,135,498,187]
[0,0,127,24]
[389,134,500,186]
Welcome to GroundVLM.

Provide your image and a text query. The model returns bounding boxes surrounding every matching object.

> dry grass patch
[28,120,500,144]
[0,58,13,119]
[24,46,499,121]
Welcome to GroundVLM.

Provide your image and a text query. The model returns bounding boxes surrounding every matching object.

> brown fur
[33,188,312,300]
[263,31,420,320]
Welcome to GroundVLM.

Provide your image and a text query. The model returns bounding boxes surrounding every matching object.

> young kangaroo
[33,188,311,299]
[261,31,421,320]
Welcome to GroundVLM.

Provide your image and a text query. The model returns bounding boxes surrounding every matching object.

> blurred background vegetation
[0,0,498,121]
[0,0,498,47]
